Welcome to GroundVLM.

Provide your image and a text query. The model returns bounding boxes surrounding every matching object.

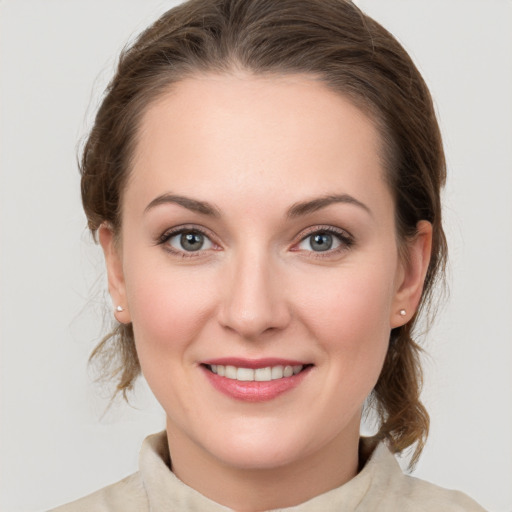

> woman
[51,0,486,510]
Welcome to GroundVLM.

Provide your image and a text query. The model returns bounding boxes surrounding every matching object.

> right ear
[98,224,131,324]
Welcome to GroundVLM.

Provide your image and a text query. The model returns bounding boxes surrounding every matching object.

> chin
[196,418,346,471]
[210,437,310,471]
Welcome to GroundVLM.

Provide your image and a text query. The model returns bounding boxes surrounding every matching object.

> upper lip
[201,358,311,369]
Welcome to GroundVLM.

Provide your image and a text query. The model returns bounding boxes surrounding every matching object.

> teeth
[237,367,254,381]
[283,366,293,377]
[271,365,283,379]
[225,365,237,379]
[254,367,272,381]
[209,364,304,382]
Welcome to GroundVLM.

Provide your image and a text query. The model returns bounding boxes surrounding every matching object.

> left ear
[390,220,433,328]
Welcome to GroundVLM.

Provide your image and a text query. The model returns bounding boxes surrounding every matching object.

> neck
[166,419,360,512]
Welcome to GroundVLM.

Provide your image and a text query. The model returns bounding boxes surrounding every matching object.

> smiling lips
[201,359,312,402]
[209,364,304,381]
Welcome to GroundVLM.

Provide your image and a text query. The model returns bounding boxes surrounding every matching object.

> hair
[82,0,447,465]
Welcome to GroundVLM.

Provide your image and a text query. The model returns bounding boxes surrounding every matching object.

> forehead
[127,72,391,216]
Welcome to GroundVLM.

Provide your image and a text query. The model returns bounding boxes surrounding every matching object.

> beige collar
[139,432,400,511]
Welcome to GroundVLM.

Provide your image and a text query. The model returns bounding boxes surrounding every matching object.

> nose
[218,249,291,340]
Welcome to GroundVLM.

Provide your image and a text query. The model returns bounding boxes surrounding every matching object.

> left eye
[167,230,214,252]
[297,231,342,252]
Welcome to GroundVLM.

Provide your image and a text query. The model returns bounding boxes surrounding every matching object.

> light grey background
[1,1,511,511]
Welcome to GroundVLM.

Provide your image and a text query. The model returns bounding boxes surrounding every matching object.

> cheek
[124,260,216,356]
[294,265,394,366]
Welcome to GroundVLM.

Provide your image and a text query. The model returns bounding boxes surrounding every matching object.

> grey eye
[309,233,333,251]
[297,232,342,252]
[168,231,213,252]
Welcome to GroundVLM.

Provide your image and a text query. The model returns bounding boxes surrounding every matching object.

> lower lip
[201,366,312,402]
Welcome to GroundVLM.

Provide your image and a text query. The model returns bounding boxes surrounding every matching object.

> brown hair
[82,0,447,464]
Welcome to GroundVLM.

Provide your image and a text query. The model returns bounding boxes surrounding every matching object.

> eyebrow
[144,192,371,218]
[287,194,372,218]
[144,193,220,217]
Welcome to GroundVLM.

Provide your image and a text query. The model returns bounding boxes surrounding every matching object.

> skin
[100,73,432,511]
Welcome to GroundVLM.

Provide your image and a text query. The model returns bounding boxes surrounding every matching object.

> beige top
[50,432,486,512]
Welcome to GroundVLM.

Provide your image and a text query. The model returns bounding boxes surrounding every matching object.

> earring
[116,305,124,312]
[399,309,407,317]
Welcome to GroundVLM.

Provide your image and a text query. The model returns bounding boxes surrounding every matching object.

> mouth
[203,363,309,382]
[200,359,313,402]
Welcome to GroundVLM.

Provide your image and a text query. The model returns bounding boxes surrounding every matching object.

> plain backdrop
[1,1,511,511]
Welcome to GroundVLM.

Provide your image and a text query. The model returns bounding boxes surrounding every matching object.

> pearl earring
[116,305,124,312]
[399,309,407,317]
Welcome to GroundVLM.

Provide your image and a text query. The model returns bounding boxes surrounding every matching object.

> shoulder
[48,472,149,512]
[365,443,487,512]
[393,473,487,512]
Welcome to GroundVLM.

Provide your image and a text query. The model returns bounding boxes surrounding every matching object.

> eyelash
[293,225,355,258]
[156,225,355,258]
[157,225,219,258]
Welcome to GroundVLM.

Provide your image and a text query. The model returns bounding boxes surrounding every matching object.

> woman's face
[102,73,429,472]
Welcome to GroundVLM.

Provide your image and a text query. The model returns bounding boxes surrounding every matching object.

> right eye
[163,229,214,253]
